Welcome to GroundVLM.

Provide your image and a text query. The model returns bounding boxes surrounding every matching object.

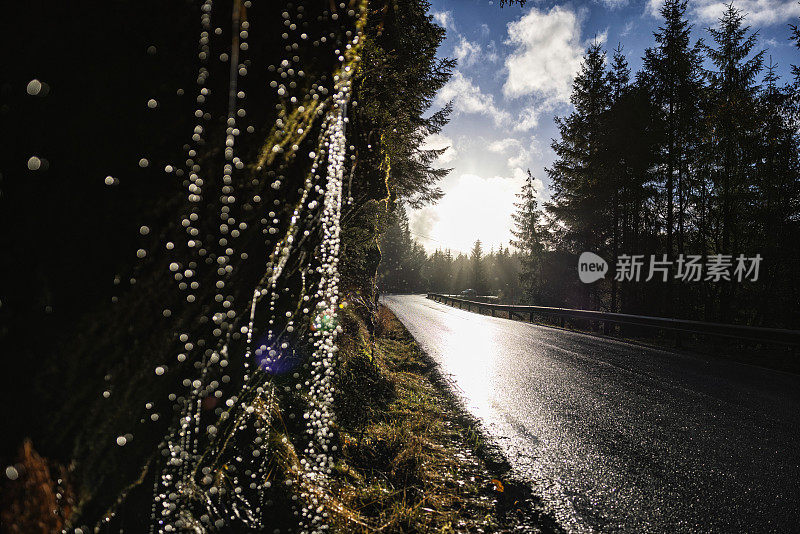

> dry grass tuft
[0,439,74,534]
[375,305,402,340]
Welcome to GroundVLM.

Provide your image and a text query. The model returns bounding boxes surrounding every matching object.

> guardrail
[427,293,800,347]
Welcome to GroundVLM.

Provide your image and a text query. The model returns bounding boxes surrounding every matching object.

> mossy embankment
[1,303,562,533]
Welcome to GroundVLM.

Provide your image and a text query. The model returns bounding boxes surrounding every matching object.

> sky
[411,0,800,254]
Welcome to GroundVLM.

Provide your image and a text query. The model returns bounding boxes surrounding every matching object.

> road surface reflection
[384,294,800,533]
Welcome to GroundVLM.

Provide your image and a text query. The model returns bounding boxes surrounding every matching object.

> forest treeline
[379,0,800,329]
[378,208,525,297]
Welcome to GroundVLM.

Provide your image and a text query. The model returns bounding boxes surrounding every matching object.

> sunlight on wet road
[383,294,800,533]
[436,311,496,420]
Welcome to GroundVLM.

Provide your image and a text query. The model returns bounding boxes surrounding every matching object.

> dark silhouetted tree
[511,170,546,302]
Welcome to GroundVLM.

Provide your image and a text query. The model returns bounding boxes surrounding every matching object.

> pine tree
[751,58,800,324]
[470,240,487,294]
[425,249,456,294]
[547,43,612,251]
[702,3,764,320]
[790,14,800,85]
[354,2,455,210]
[378,207,425,293]
[609,44,631,100]
[607,45,631,312]
[518,1,797,327]
[493,247,523,302]
[640,0,705,315]
[642,0,704,257]
[546,42,612,308]
[511,170,546,303]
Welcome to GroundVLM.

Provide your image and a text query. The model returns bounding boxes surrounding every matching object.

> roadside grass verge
[327,304,559,533]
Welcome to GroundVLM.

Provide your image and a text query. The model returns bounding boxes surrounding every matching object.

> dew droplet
[27,156,41,170]
[5,466,19,480]
[26,79,42,96]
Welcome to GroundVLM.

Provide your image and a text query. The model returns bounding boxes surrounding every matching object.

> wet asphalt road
[383,295,800,533]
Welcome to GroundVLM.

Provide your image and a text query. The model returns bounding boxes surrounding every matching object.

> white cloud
[509,148,532,169]
[454,36,483,67]
[486,40,500,63]
[432,10,455,31]
[533,178,545,197]
[598,0,629,8]
[480,23,491,36]
[514,104,542,131]
[420,132,458,165]
[621,20,635,37]
[487,137,522,154]
[454,36,498,67]
[436,71,512,127]
[695,0,800,25]
[646,0,664,17]
[487,137,534,168]
[647,0,800,25]
[503,6,585,104]
[513,96,562,132]
[511,167,527,180]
